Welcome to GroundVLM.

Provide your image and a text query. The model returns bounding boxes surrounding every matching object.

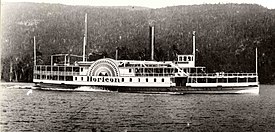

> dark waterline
[0,84,275,131]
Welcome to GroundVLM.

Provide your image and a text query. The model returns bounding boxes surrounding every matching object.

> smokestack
[115,47,118,60]
[150,26,155,61]
[83,13,88,62]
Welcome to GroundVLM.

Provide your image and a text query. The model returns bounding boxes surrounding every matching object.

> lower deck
[34,73,259,94]
[33,76,174,88]
[34,81,259,94]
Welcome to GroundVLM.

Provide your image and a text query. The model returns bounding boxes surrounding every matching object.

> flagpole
[34,36,36,66]
[256,47,258,83]
[193,31,196,66]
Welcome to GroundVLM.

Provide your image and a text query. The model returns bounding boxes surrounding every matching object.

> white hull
[34,78,259,94]
[177,86,259,94]
[37,86,111,92]
[33,76,173,88]
[186,82,258,88]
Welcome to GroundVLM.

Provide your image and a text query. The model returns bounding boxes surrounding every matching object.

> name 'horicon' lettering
[89,76,120,83]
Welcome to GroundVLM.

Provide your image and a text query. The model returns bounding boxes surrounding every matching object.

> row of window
[76,77,166,83]
[35,74,167,83]
[127,78,165,82]
[35,66,80,72]
[34,75,73,81]
[188,77,257,83]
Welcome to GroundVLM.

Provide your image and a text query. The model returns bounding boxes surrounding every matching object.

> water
[0,84,275,131]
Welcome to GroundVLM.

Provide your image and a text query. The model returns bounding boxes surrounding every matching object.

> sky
[2,0,275,9]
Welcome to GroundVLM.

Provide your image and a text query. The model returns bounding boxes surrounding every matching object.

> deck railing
[34,65,80,80]
[189,73,257,77]
[135,73,174,77]
[187,72,258,83]
[34,71,80,76]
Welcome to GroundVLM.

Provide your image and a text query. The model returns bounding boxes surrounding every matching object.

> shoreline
[0,81,34,86]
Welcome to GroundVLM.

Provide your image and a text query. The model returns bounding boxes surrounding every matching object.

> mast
[256,47,258,82]
[34,36,36,66]
[151,26,154,61]
[9,60,13,82]
[192,31,196,66]
[83,13,88,62]
[83,36,86,61]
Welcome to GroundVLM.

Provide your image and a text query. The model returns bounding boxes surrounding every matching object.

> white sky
[2,0,275,9]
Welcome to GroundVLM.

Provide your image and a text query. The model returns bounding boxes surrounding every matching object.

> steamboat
[33,14,259,94]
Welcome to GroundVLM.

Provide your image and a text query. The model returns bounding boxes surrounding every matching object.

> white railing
[34,71,80,76]
[189,73,257,77]
[134,73,174,77]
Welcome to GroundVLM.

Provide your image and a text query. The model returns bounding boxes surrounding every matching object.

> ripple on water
[0,84,275,131]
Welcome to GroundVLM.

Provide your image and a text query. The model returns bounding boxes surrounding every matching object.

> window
[129,69,132,73]
[138,78,140,82]
[53,67,58,71]
[122,78,124,82]
[87,77,89,81]
[66,76,73,81]
[73,67,80,72]
[154,78,157,82]
[75,77,77,81]
[162,78,165,82]
[188,78,191,83]
[81,77,83,81]
[197,78,206,83]
[130,78,132,82]
[238,78,246,83]
[59,76,64,81]
[53,75,58,80]
[248,78,256,82]
[59,67,64,71]
[66,67,72,72]
[80,68,83,72]
[146,78,148,82]
[228,78,237,83]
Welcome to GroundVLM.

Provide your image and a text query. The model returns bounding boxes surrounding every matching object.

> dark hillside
[1,2,275,83]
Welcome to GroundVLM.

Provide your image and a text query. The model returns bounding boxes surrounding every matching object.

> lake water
[0,83,274,131]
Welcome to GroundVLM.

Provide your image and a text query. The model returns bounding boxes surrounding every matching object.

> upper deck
[33,54,201,82]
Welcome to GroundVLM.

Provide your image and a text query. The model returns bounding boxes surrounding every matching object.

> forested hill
[1,2,275,83]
